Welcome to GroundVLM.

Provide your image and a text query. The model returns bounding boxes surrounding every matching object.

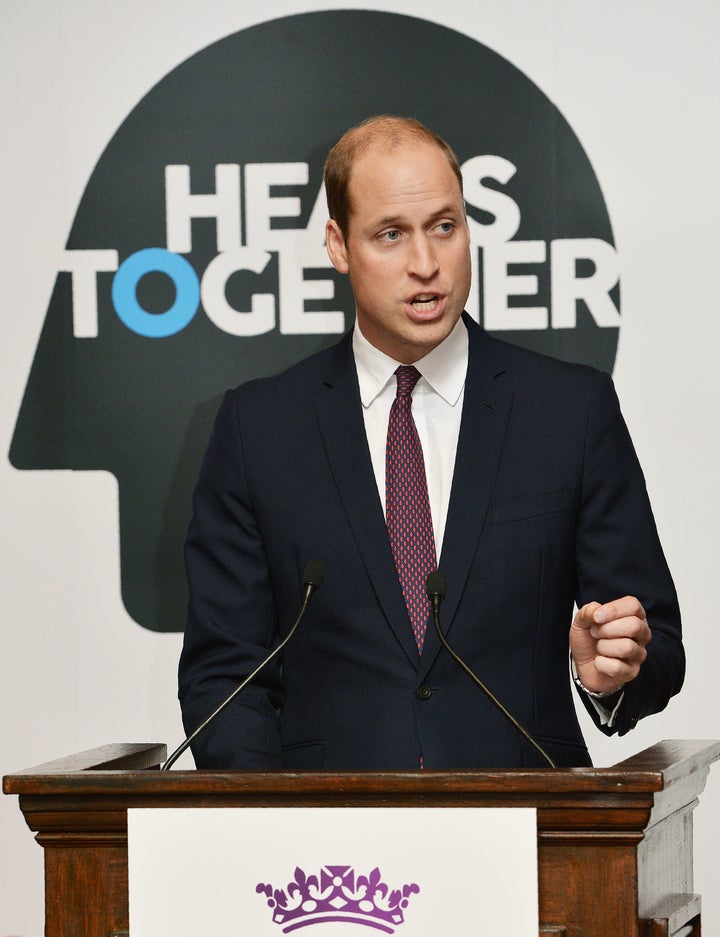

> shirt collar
[353,316,469,408]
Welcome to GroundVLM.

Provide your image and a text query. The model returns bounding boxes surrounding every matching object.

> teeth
[412,295,438,309]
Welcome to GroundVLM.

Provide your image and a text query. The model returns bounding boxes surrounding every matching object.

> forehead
[348,141,463,221]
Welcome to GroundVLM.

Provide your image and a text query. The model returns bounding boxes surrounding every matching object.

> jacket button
[416,685,433,700]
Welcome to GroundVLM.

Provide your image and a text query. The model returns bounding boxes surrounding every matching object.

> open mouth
[410,293,440,312]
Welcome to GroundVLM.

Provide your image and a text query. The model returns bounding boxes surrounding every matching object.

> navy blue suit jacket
[179,315,684,769]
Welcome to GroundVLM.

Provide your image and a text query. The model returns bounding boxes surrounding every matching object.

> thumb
[573,602,602,632]
[570,603,602,666]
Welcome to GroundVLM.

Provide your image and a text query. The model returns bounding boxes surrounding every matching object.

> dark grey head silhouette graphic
[9,11,619,632]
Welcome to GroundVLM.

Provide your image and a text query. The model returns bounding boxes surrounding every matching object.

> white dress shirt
[352,317,468,558]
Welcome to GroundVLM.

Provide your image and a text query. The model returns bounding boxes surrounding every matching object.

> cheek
[452,241,471,271]
[451,251,472,293]
[354,259,394,294]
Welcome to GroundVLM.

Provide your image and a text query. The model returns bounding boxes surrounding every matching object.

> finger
[594,637,649,664]
[592,652,645,683]
[593,596,646,625]
[592,618,652,647]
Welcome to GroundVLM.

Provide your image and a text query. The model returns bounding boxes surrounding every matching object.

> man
[178,116,684,769]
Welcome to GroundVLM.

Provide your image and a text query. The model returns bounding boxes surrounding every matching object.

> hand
[570,596,651,695]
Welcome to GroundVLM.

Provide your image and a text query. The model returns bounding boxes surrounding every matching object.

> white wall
[2,2,718,934]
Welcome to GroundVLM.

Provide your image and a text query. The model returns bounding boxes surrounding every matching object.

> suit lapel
[313,334,422,667]
[419,318,514,675]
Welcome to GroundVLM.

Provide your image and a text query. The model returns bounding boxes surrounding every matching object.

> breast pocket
[491,487,577,526]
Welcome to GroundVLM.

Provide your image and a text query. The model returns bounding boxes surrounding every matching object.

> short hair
[323,115,464,239]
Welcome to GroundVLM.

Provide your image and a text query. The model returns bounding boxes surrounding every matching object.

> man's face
[326,141,471,364]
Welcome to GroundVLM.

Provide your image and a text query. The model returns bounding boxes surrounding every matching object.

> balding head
[324,116,464,239]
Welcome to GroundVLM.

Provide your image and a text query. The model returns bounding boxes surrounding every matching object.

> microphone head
[303,560,325,592]
[426,569,446,600]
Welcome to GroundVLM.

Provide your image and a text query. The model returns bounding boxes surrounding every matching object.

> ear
[326,219,349,274]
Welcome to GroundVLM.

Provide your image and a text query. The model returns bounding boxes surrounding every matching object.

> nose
[407,235,439,280]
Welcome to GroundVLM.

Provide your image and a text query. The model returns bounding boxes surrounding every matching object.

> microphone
[426,571,556,769]
[163,560,324,771]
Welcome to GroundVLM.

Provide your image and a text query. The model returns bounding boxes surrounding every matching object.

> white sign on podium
[129,806,537,935]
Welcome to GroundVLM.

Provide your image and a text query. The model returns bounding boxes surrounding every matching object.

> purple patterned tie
[386,365,437,653]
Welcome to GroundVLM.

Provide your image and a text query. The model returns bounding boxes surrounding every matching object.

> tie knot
[395,365,421,398]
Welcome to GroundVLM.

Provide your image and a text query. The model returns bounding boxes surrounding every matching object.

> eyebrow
[373,204,463,229]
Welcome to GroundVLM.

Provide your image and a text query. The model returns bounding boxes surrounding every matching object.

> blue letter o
[112,248,200,337]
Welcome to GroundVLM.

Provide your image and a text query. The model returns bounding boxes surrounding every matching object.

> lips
[406,292,447,321]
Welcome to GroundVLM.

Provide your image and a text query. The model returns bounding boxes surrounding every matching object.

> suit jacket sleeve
[574,370,684,735]
[178,389,284,768]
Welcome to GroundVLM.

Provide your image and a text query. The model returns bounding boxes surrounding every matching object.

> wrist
[571,656,626,698]
[574,673,626,699]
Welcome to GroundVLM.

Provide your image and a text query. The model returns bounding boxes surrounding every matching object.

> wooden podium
[4,739,719,937]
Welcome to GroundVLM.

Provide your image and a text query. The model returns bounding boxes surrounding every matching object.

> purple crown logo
[256,865,420,933]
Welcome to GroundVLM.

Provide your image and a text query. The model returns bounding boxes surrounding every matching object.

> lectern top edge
[4,740,719,801]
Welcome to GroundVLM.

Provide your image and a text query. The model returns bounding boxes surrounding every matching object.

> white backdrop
[2,2,719,934]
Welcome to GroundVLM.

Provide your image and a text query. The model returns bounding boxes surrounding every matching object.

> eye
[380,229,401,242]
[435,221,455,235]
